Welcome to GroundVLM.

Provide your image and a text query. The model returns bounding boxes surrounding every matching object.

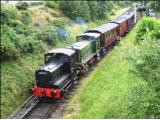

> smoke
[57,17,88,40]
[58,26,70,40]
[74,17,88,32]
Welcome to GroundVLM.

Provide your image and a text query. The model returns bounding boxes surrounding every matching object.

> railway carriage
[125,13,136,31]
[110,17,128,37]
[118,12,136,32]
[86,23,119,52]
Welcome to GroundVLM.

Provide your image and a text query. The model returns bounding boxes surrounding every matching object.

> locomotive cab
[33,48,76,99]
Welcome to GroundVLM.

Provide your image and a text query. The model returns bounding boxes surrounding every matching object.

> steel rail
[8,95,40,119]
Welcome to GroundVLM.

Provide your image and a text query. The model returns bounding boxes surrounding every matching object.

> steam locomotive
[32,7,147,99]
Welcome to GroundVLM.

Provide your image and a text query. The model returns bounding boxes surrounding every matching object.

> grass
[1,54,44,118]
[1,5,129,118]
[64,22,149,118]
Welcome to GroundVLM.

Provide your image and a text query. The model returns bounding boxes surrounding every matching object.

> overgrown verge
[64,18,160,118]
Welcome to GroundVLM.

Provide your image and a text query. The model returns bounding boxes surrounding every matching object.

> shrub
[20,11,32,25]
[127,84,150,118]
[1,37,20,60]
[135,17,158,43]
[97,1,114,19]
[50,19,68,27]
[150,22,160,39]
[58,1,90,22]
[8,20,26,34]
[1,25,21,60]
[44,1,58,9]
[1,4,21,24]
[58,1,115,22]
[35,25,59,46]
[1,24,46,60]
[16,2,29,10]
[22,36,45,53]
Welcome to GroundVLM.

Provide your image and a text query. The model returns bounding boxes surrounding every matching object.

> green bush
[16,2,29,10]
[1,25,21,60]
[1,4,21,24]
[49,19,70,27]
[150,23,160,39]
[58,1,116,22]
[22,36,45,53]
[1,24,46,60]
[8,20,26,34]
[1,35,20,60]
[8,20,37,36]
[20,11,32,25]
[127,84,151,118]
[135,17,158,43]
[58,1,90,22]
[97,1,114,18]
[35,25,59,46]
[44,1,58,9]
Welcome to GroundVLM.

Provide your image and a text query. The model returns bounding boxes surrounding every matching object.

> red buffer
[32,87,61,99]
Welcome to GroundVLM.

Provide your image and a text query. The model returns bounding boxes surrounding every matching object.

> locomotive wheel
[79,63,87,76]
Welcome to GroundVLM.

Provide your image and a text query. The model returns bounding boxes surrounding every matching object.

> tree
[58,1,90,21]
[87,1,99,21]
[16,2,29,10]
[97,1,114,19]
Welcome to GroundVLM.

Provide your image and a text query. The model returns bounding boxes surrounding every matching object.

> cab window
[45,55,52,63]
[77,36,95,41]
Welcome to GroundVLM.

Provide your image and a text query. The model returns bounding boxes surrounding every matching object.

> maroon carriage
[86,23,119,49]
[110,17,128,37]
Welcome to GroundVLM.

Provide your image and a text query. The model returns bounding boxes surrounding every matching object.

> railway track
[8,95,39,119]
[24,100,58,119]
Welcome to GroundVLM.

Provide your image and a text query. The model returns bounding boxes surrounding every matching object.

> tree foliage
[1,4,21,24]
[35,25,59,46]
[16,2,29,10]
[44,1,58,9]
[20,11,32,25]
[58,1,90,21]
[58,1,117,22]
